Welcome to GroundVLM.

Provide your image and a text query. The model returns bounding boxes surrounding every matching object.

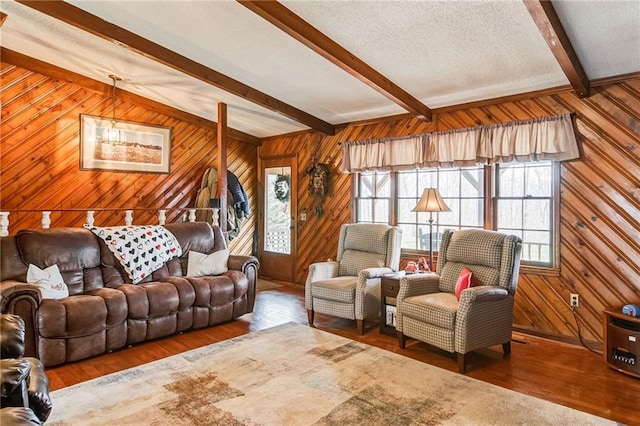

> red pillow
[455,267,477,299]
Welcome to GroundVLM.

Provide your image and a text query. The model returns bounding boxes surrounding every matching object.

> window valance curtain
[341,114,579,172]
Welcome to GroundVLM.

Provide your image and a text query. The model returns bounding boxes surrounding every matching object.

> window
[396,166,484,251]
[354,161,558,270]
[494,161,557,267]
[355,171,390,224]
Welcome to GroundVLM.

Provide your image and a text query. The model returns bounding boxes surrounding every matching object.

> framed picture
[80,114,172,173]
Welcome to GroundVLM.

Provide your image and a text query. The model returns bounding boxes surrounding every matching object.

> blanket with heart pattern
[90,225,182,284]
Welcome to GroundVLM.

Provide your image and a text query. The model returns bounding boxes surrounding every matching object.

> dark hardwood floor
[46,284,639,425]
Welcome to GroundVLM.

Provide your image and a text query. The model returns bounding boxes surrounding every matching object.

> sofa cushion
[165,223,227,277]
[26,264,68,300]
[37,296,108,338]
[0,238,27,282]
[455,267,477,300]
[401,292,458,329]
[311,276,357,303]
[342,224,390,255]
[439,263,500,293]
[339,251,386,277]
[16,229,103,295]
[118,282,180,319]
[187,275,235,307]
[187,249,229,277]
[84,288,128,327]
[445,229,505,269]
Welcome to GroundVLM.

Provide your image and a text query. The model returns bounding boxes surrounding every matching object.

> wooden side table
[380,273,402,336]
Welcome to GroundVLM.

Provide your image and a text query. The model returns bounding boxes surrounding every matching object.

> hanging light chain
[106,74,122,144]
[108,74,121,125]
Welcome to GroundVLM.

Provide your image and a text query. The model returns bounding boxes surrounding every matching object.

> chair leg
[457,352,467,374]
[307,309,314,327]
[356,319,365,335]
[502,341,511,354]
[397,331,406,349]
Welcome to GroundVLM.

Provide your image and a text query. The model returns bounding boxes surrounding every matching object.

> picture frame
[80,114,172,173]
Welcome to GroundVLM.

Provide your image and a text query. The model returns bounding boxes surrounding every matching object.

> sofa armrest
[0,282,41,314]
[354,268,395,321]
[0,407,43,426]
[304,261,339,310]
[455,286,513,352]
[460,285,508,304]
[356,267,394,294]
[0,293,40,359]
[457,286,510,320]
[396,273,440,302]
[0,359,30,403]
[228,254,259,312]
[395,273,440,333]
[23,358,51,423]
[227,254,259,274]
[359,267,393,280]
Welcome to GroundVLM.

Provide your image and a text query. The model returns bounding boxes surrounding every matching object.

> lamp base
[428,218,435,272]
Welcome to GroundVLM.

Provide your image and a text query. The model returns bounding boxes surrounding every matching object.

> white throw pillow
[187,249,229,277]
[26,264,69,300]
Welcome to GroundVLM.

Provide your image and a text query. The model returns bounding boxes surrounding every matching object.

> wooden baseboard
[513,325,602,352]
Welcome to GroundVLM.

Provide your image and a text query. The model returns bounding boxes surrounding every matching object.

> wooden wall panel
[0,63,257,255]
[2,57,639,347]
[261,78,640,346]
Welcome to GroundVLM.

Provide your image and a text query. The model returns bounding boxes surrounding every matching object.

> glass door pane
[265,166,291,254]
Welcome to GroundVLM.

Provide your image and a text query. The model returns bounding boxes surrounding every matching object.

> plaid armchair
[305,223,402,334]
[396,229,522,373]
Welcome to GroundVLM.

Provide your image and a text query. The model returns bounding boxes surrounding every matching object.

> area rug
[47,323,613,426]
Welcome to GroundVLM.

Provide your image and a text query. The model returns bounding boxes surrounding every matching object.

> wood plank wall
[0,62,257,255]
[260,78,640,346]
[2,57,639,346]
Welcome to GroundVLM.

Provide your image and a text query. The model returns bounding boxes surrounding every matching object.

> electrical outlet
[570,293,579,308]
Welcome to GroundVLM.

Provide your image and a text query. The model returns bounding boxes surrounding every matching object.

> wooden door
[259,155,297,282]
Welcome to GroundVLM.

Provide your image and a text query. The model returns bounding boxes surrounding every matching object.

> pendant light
[107,74,122,144]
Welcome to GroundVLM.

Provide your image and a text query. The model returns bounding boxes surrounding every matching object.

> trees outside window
[354,161,558,269]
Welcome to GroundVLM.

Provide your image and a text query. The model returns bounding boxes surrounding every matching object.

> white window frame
[353,162,560,273]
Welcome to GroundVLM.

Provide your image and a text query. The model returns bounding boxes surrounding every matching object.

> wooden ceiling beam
[523,0,590,98]
[238,0,433,121]
[1,48,261,145]
[0,12,8,28]
[17,0,335,135]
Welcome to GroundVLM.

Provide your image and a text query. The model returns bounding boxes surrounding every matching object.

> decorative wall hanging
[80,114,172,173]
[304,160,330,197]
[274,174,291,202]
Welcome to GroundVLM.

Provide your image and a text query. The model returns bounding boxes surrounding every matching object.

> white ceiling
[1,0,639,139]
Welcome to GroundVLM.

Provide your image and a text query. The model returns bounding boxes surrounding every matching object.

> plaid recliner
[305,223,402,334]
[396,228,522,373]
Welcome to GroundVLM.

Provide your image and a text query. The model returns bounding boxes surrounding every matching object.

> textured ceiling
[1,0,639,138]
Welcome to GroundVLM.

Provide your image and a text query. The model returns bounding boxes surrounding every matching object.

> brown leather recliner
[0,314,52,424]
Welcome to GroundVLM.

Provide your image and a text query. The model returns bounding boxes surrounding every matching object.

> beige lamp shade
[412,188,451,213]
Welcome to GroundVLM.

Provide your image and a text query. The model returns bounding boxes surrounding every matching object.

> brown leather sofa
[1,313,52,425]
[0,222,259,367]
